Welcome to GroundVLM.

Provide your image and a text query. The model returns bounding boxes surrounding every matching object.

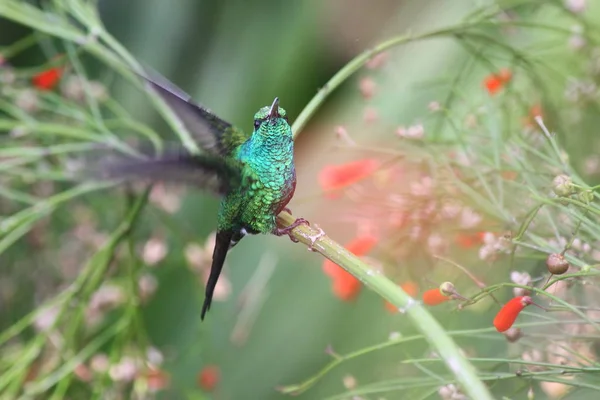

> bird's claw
[306,224,325,252]
[275,217,310,242]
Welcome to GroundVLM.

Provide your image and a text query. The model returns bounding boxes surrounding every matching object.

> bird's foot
[306,224,326,252]
[282,207,293,215]
[274,218,310,243]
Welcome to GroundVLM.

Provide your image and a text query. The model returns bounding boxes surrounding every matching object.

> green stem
[276,213,493,399]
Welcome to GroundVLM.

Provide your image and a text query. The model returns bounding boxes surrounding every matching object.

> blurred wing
[84,147,243,196]
[142,70,249,156]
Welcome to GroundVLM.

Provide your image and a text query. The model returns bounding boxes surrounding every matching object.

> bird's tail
[201,229,233,320]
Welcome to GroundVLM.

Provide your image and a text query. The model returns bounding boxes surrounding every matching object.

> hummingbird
[100,72,308,320]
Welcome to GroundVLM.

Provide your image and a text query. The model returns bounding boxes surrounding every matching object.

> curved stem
[276,213,493,399]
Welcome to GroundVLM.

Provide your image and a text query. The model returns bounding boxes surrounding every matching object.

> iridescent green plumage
[101,73,306,320]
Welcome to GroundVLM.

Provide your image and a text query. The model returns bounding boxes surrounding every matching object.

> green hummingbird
[101,73,308,320]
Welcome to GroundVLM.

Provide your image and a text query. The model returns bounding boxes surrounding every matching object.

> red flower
[322,235,378,301]
[318,159,379,198]
[422,288,450,306]
[455,232,485,249]
[385,281,419,313]
[483,68,512,95]
[198,365,220,392]
[332,274,361,301]
[529,103,543,118]
[146,367,170,391]
[501,170,518,181]
[497,68,512,83]
[32,67,62,91]
[522,104,543,128]
[493,296,533,332]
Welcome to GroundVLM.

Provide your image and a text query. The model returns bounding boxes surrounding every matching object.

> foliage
[1,0,600,399]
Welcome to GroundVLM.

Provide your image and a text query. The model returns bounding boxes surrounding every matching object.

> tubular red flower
[493,296,534,332]
[198,365,220,392]
[32,67,62,91]
[318,159,379,198]
[483,68,512,96]
[497,68,512,83]
[455,232,485,249]
[484,75,503,95]
[522,103,543,128]
[422,288,450,306]
[332,274,361,301]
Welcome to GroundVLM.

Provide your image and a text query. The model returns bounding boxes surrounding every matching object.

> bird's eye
[254,119,262,130]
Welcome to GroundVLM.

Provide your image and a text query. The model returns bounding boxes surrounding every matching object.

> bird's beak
[268,97,280,119]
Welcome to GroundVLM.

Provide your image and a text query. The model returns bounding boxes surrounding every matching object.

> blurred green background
[2,0,600,399]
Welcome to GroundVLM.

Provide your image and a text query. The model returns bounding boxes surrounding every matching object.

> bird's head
[252,97,291,136]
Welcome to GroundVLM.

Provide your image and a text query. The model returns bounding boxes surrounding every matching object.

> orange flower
[483,68,512,95]
[422,288,450,306]
[455,232,485,249]
[322,235,378,301]
[522,103,543,128]
[318,159,379,198]
[529,103,543,118]
[497,68,512,83]
[493,296,533,332]
[32,67,62,91]
[385,281,419,313]
[332,274,361,301]
[146,367,170,391]
[198,365,220,392]
[500,170,518,181]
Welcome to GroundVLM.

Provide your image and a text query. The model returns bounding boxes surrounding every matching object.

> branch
[276,212,493,399]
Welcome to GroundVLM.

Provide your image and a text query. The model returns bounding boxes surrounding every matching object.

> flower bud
[552,175,574,197]
[581,264,591,273]
[546,253,569,275]
[439,281,455,297]
[503,327,523,343]
[578,189,594,204]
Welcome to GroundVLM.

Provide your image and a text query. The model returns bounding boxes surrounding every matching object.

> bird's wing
[142,70,250,156]
[85,147,243,196]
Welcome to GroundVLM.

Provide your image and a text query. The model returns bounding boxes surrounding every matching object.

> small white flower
[138,274,158,302]
[510,271,532,297]
[343,374,357,389]
[440,202,461,219]
[427,233,447,255]
[109,356,139,382]
[16,89,39,113]
[478,244,496,262]
[89,284,125,313]
[185,242,209,271]
[428,101,441,112]
[142,237,168,266]
[150,184,182,214]
[34,305,59,332]
[147,347,164,366]
[459,208,482,229]
[410,176,433,197]
[565,0,586,13]
[90,353,110,373]
[397,124,425,139]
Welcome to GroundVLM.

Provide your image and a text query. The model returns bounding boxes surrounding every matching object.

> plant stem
[276,213,493,399]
